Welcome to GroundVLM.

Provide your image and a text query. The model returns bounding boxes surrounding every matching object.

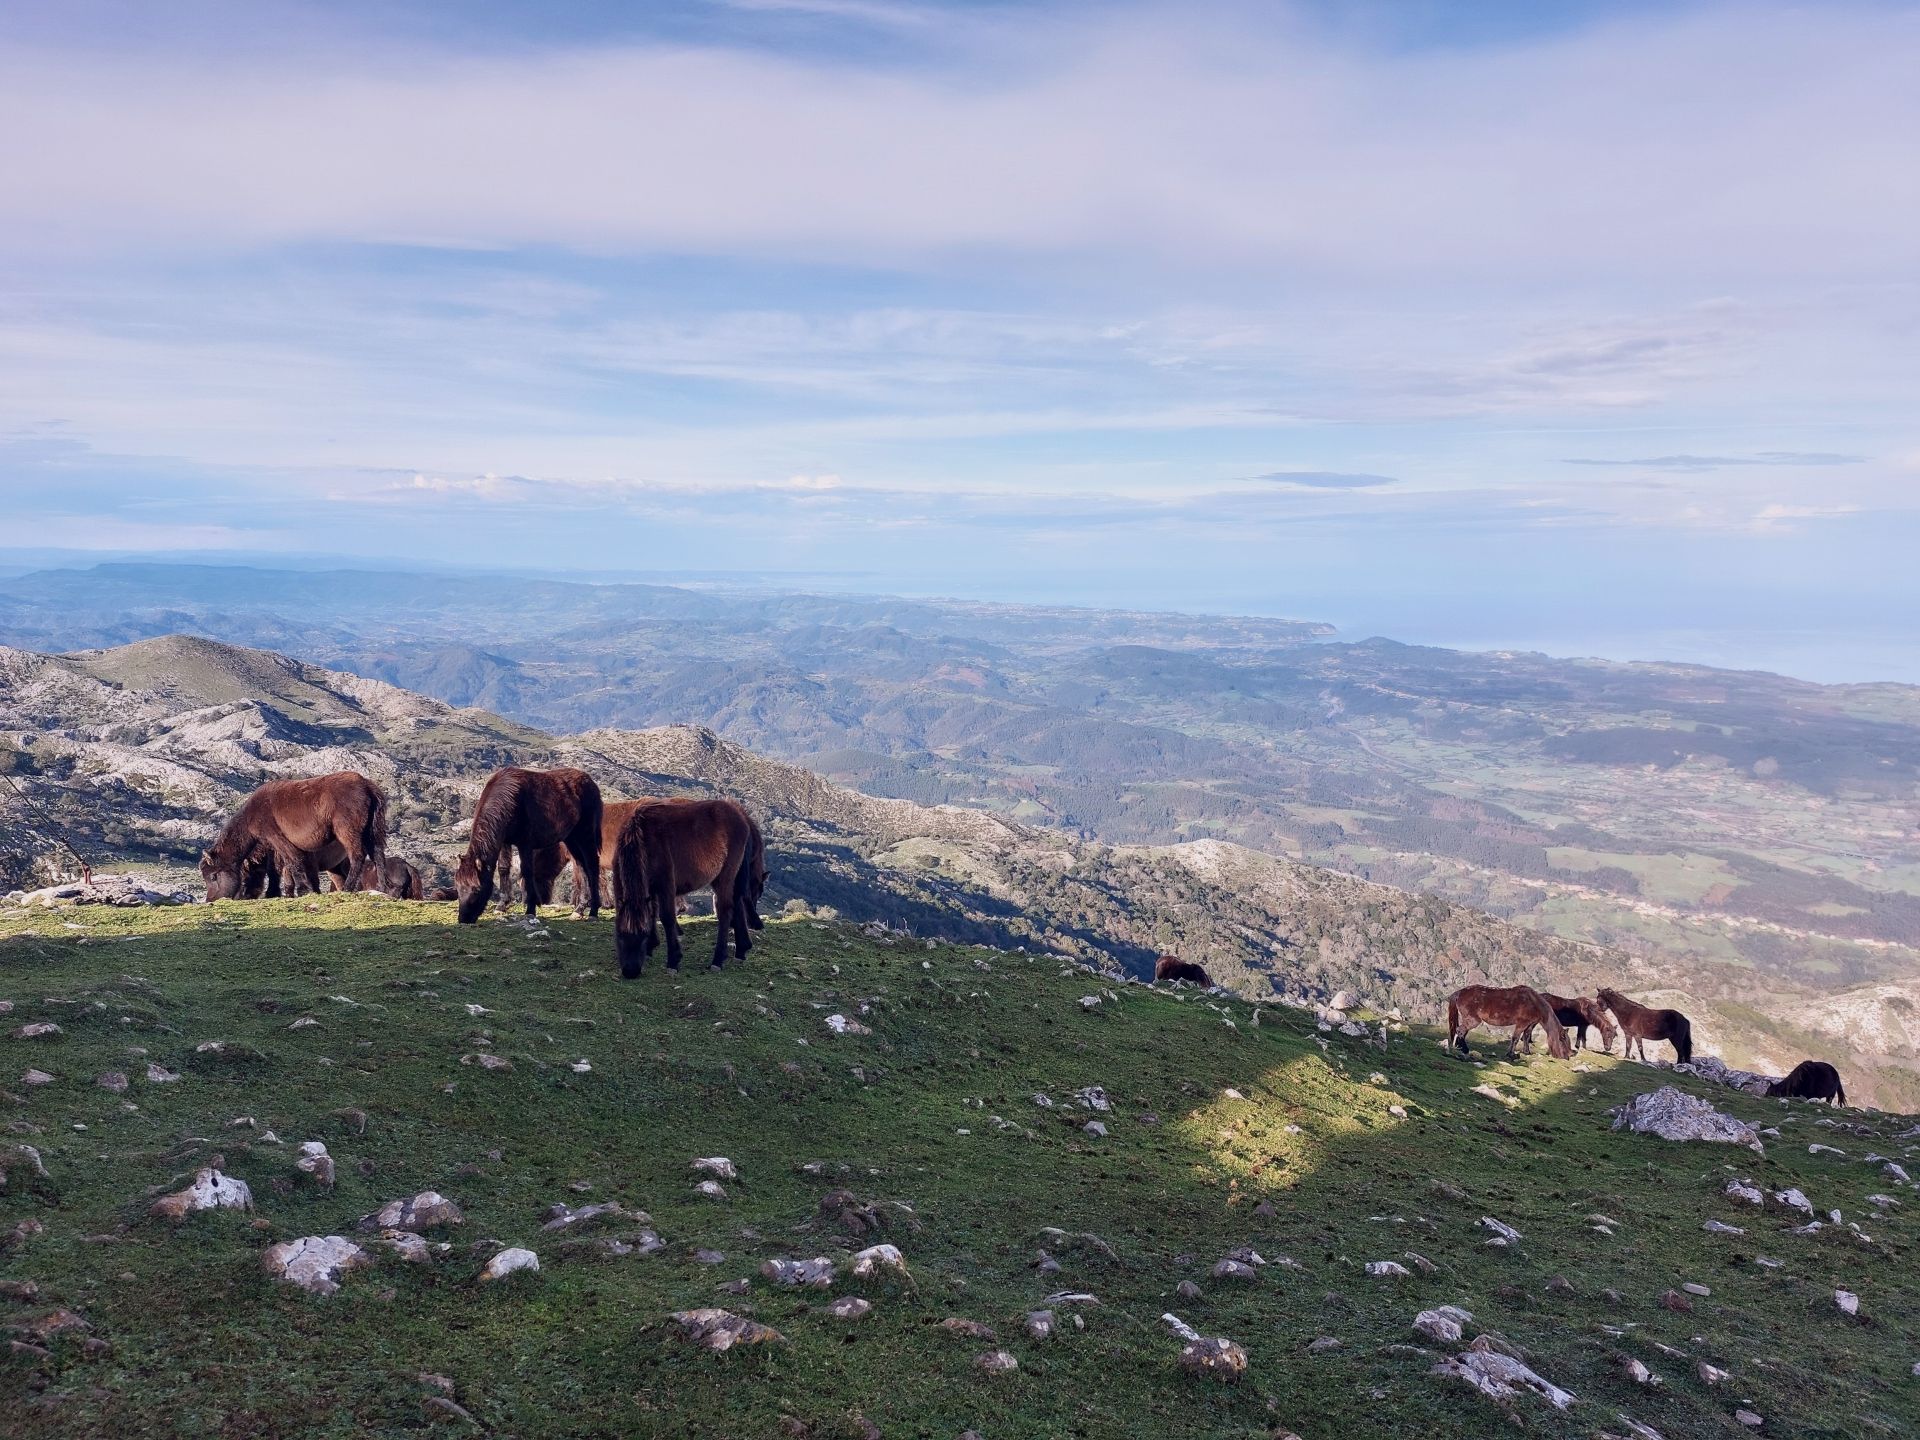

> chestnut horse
[1596,987,1693,1064]
[1767,1060,1845,1106]
[611,798,757,975]
[201,772,387,899]
[548,796,768,928]
[1520,993,1618,1054]
[363,855,424,900]
[1445,984,1571,1061]
[455,767,603,924]
[1154,955,1215,987]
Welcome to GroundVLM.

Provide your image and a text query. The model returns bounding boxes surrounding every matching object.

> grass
[3,897,1918,1439]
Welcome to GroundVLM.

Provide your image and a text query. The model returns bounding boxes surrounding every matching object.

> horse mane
[464,768,528,867]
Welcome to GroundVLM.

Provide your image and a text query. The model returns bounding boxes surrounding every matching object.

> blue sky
[1,0,1917,680]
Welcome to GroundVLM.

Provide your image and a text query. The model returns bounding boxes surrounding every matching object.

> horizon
[2,1,1916,684]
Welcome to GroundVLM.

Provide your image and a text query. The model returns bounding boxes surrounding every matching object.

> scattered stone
[1072,1086,1110,1112]
[1252,1199,1277,1218]
[10,1023,61,1040]
[1413,1305,1471,1343]
[1211,1259,1258,1282]
[1480,1216,1522,1246]
[761,1257,835,1289]
[1681,1282,1710,1297]
[479,1247,539,1282]
[296,1141,336,1190]
[20,1069,54,1087]
[671,1307,784,1352]
[263,1235,370,1295]
[693,1180,728,1201]
[1175,1279,1202,1301]
[357,1192,464,1232]
[1366,1260,1412,1278]
[1704,1220,1745,1236]
[1769,1187,1813,1216]
[1024,1309,1056,1340]
[1834,1289,1859,1316]
[975,1349,1019,1375]
[848,1243,908,1279]
[93,1071,128,1094]
[824,1014,871,1036]
[825,1296,873,1321]
[372,1229,434,1264]
[145,1063,180,1084]
[1307,1335,1341,1354]
[1178,1336,1248,1382]
[1083,1120,1108,1138]
[1406,1252,1438,1276]
[1432,1335,1575,1410]
[1610,1088,1763,1150]
[939,1317,995,1340]
[0,1142,47,1189]
[1659,1289,1693,1313]
[540,1201,644,1234]
[1471,1083,1510,1105]
[691,1156,738,1182]
[461,1053,512,1072]
[1734,1410,1764,1428]
[1696,1361,1730,1385]
[150,1166,253,1220]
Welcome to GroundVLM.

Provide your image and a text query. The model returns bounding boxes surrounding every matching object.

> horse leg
[709,873,740,969]
[732,886,754,961]
[518,844,539,917]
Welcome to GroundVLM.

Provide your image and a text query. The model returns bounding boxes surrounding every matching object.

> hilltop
[4,634,1915,1109]
[1,897,1916,1439]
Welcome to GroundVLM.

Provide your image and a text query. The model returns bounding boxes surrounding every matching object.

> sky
[1,0,1917,682]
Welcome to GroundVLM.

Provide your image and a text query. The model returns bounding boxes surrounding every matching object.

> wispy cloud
[1565,452,1867,472]
[1250,470,1398,489]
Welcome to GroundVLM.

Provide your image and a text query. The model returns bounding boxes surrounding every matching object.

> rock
[296,1141,335,1189]
[1024,1309,1055,1340]
[94,1071,128,1094]
[691,1156,738,1182]
[974,1349,1019,1375]
[144,1063,180,1084]
[1697,1361,1730,1385]
[20,1069,54,1087]
[150,1167,253,1220]
[1432,1335,1575,1410]
[357,1192,464,1232]
[479,1248,539,1282]
[1659,1289,1693,1313]
[671,1307,784,1352]
[1175,1279,1202,1301]
[1178,1337,1248,1382]
[1413,1305,1471,1343]
[1704,1220,1745,1236]
[3,1218,46,1255]
[1083,1121,1108,1138]
[1724,1179,1765,1205]
[1835,1289,1859,1316]
[1735,1410,1764,1428]
[540,1201,644,1234]
[760,1257,836,1289]
[0,1142,48,1190]
[1406,1252,1438,1276]
[826,1297,872,1320]
[1072,1086,1110,1112]
[15,875,187,907]
[1681,1282,1710,1296]
[1252,1199,1277,1218]
[1306,1335,1341,1354]
[461,1053,511,1071]
[1471,1083,1510,1105]
[263,1235,370,1295]
[11,1023,61,1040]
[1544,1275,1573,1294]
[422,1396,477,1426]
[938,1317,996,1339]
[1620,1356,1655,1385]
[1078,995,1101,1011]
[824,1014,871,1036]
[693,1180,728,1201]
[1210,1258,1257,1282]
[372,1229,434,1264]
[848,1243,908,1279]
[1329,990,1358,1012]
[1479,1216,1522,1245]
[1161,1312,1203,1341]
[1610,1088,1763,1149]
[1770,1187,1814,1215]
[1366,1260,1412,1278]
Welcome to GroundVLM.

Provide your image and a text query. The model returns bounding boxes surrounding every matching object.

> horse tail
[1673,1016,1693,1065]
[745,813,768,929]
[357,780,389,889]
[613,812,651,980]
[1444,997,1459,1048]
[1834,1078,1846,1106]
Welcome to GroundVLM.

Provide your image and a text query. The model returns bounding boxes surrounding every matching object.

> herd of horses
[1440,981,1846,1103]
[198,765,767,975]
[196,767,1850,1104]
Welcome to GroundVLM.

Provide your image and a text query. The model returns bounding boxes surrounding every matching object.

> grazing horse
[550,795,769,926]
[455,767,603,924]
[201,772,387,899]
[1445,984,1572,1061]
[1596,987,1693,1064]
[1521,993,1618,1054]
[611,798,757,975]
[1767,1060,1846,1106]
[1154,955,1215,988]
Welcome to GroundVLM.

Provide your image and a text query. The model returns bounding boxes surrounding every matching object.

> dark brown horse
[1596,987,1693,1064]
[1154,955,1215,987]
[201,772,387,899]
[362,855,424,900]
[1520,993,1618,1054]
[546,797,769,930]
[611,798,757,975]
[1767,1060,1845,1106]
[1445,984,1572,1061]
[455,767,603,924]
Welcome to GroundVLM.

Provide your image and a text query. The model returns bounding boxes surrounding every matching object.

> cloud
[1564,452,1867,472]
[1250,470,1398,489]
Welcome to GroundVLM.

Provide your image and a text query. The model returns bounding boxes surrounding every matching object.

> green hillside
[4,898,1915,1438]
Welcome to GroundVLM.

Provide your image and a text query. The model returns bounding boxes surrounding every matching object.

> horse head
[454,852,492,924]
[200,847,244,901]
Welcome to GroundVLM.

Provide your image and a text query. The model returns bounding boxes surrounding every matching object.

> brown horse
[1154,955,1215,987]
[1521,993,1618,1054]
[1445,984,1571,1061]
[1596,987,1693,1064]
[611,798,757,975]
[201,772,387,899]
[362,855,424,900]
[1767,1060,1845,1106]
[455,767,603,924]
[546,797,769,928]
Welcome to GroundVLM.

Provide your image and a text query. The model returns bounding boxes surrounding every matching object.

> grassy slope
[2,899,1915,1440]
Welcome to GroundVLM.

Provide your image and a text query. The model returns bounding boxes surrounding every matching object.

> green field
[3,898,1917,1438]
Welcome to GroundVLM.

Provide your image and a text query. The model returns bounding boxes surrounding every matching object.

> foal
[1596,987,1693,1064]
